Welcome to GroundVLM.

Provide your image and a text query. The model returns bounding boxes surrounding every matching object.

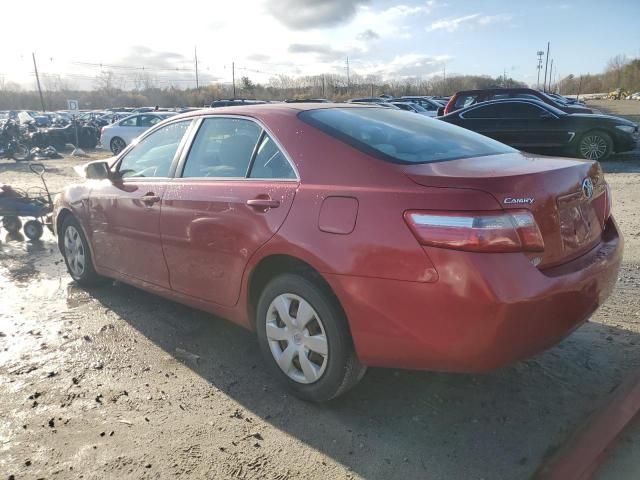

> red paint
[318,196,358,234]
[54,104,623,371]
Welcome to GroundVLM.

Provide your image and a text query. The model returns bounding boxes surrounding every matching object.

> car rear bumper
[326,217,623,372]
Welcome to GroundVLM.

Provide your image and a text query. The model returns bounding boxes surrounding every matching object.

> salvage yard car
[54,103,623,402]
[444,87,595,115]
[100,112,176,154]
[439,98,639,160]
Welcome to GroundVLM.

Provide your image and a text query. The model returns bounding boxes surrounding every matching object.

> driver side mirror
[85,161,111,180]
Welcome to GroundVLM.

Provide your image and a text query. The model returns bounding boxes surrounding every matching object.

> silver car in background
[100,112,176,154]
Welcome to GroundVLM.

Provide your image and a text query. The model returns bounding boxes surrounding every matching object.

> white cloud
[429,13,512,32]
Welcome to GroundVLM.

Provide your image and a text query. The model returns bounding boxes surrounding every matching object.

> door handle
[141,193,161,205]
[246,197,280,210]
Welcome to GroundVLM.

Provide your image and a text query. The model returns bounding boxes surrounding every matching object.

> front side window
[182,118,262,178]
[118,120,190,178]
[299,107,514,164]
[249,134,296,179]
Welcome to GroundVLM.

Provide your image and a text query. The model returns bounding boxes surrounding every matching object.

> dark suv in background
[443,88,594,115]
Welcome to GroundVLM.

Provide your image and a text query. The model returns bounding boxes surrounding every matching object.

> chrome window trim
[458,100,559,120]
[174,114,300,182]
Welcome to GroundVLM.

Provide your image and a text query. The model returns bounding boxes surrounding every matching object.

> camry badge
[503,197,535,205]
[582,177,594,199]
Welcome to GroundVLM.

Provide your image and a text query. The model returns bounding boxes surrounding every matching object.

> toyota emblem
[582,177,594,199]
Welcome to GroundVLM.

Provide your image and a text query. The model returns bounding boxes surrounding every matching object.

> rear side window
[249,134,296,179]
[299,107,514,164]
[120,116,138,127]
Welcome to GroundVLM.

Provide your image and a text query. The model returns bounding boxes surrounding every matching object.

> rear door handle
[246,198,280,209]
[141,193,161,205]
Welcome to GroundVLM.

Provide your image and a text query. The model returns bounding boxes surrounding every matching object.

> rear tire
[256,273,366,402]
[577,130,613,161]
[23,220,43,241]
[110,137,126,155]
[59,216,102,285]
[2,216,22,233]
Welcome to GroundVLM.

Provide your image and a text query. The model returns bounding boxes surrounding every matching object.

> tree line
[2,54,638,111]
[558,56,640,96]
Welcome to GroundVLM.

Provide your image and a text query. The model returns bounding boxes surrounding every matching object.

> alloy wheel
[265,293,329,384]
[579,135,608,160]
[64,226,86,278]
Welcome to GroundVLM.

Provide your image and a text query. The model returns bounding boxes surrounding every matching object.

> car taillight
[404,210,544,253]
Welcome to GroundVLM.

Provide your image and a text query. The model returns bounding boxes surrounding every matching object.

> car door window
[118,120,190,178]
[505,103,547,119]
[120,115,138,127]
[139,114,162,127]
[462,104,503,119]
[249,134,296,179]
[182,117,261,178]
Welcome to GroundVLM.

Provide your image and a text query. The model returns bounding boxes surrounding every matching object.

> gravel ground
[1,102,639,480]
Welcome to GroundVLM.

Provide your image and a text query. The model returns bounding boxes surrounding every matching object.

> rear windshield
[298,107,514,164]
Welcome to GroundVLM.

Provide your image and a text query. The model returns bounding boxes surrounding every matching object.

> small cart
[0,163,53,241]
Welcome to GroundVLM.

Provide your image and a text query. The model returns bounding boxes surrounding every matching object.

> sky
[1,0,638,91]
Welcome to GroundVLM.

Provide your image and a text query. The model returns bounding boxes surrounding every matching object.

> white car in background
[100,112,176,154]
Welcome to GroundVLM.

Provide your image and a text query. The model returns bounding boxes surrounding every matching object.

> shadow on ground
[82,276,640,480]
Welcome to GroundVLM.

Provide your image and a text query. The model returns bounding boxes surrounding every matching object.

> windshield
[299,107,514,164]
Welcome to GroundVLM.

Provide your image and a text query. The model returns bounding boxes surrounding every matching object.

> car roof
[166,102,386,122]
[455,97,565,114]
[454,87,538,95]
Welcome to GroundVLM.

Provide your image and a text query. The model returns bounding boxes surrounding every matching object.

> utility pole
[194,47,199,89]
[543,41,550,93]
[232,61,236,98]
[322,74,325,97]
[504,68,507,87]
[536,50,544,89]
[576,75,583,101]
[549,59,554,93]
[346,56,350,93]
[32,52,45,112]
[442,61,446,95]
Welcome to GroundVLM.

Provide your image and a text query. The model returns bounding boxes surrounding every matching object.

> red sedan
[54,104,623,402]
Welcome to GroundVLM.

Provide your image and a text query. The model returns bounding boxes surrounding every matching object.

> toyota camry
[54,104,623,402]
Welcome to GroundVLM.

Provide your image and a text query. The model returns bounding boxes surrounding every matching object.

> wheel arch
[246,254,348,331]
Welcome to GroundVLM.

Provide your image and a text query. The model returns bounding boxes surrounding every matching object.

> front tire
[256,273,366,402]
[60,216,102,285]
[577,130,613,161]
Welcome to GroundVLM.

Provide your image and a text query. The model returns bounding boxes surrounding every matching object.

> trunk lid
[403,152,608,268]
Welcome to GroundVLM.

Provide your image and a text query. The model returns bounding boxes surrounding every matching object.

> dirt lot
[1,101,640,480]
